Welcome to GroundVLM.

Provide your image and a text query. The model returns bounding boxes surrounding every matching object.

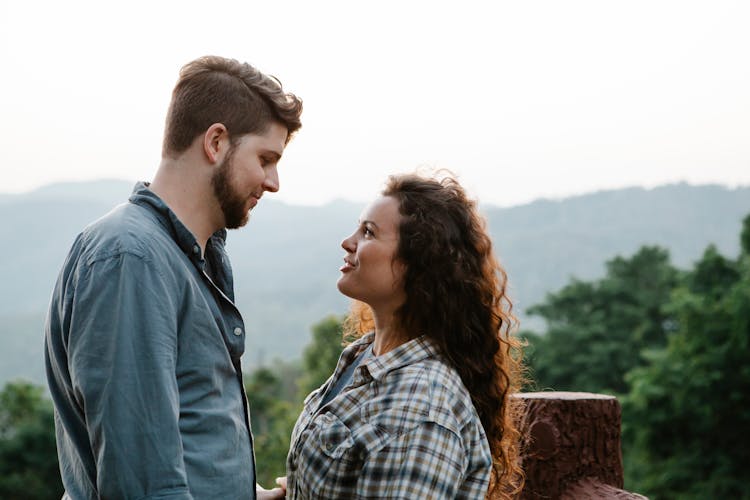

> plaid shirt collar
[344,332,441,386]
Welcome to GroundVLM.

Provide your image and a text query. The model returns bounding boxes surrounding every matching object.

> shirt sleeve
[67,251,193,499]
[359,421,475,499]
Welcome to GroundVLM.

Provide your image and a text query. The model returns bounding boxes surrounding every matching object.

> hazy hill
[1,180,749,386]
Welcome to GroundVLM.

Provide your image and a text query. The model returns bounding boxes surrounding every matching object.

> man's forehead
[240,125,287,153]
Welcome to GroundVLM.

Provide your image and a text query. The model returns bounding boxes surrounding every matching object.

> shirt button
[325,443,334,451]
[233,327,243,336]
[192,245,200,255]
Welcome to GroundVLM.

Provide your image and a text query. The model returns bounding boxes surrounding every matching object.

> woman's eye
[363,227,373,237]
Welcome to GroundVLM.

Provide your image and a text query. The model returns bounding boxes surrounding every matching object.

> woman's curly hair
[345,172,525,498]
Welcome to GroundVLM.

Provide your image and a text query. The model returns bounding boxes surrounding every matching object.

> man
[45,56,302,499]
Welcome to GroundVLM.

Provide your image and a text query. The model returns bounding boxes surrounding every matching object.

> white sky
[1,0,748,207]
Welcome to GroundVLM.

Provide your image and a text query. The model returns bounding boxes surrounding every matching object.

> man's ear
[203,123,230,164]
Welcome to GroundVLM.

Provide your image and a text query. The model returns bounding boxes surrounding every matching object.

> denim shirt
[45,182,256,499]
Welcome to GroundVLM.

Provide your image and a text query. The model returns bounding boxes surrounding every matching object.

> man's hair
[162,55,303,157]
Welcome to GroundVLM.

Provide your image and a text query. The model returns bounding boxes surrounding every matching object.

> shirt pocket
[317,412,354,459]
[294,412,359,499]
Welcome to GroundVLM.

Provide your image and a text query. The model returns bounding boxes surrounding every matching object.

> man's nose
[263,165,279,193]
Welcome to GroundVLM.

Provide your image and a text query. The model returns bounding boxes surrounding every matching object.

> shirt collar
[348,332,441,383]
[128,181,227,257]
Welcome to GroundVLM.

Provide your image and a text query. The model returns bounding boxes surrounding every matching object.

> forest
[1,214,748,499]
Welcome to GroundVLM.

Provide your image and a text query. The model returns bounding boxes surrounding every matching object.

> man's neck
[150,156,223,254]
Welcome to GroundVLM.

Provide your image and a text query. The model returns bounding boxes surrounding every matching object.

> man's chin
[225,212,250,230]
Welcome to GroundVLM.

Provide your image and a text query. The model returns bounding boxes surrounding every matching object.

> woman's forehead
[359,196,401,228]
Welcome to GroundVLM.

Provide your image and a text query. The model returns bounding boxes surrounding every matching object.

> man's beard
[211,147,251,229]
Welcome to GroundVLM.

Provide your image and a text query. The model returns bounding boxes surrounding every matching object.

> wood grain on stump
[517,392,645,499]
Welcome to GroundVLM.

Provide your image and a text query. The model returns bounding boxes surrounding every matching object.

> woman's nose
[341,233,356,252]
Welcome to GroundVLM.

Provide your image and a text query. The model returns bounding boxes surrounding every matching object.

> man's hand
[256,477,287,499]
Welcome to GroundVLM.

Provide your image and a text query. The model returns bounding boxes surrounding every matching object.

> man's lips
[340,259,356,272]
[248,194,261,209]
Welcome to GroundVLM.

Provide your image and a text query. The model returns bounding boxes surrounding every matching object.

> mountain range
[1,180,749,387]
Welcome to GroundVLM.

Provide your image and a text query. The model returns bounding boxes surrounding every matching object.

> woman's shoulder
[378,355,479,434]
[422,357,477,413]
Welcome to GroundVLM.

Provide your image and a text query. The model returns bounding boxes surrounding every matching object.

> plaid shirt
[286,333,492,499]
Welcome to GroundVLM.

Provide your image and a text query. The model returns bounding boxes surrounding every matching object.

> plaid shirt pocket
[318,413,354,459]
[295,412,359,498]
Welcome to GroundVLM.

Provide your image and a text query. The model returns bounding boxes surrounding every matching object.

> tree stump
[517,392,646,499]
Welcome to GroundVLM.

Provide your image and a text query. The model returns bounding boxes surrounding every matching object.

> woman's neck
[371,311,406,356]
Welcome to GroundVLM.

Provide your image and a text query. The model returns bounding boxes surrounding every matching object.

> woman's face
[338,195,406,314]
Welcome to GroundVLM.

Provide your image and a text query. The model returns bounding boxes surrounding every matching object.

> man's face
[211,122,288,229]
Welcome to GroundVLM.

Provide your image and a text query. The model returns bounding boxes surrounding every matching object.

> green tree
[247,315,345,488]
[0,381,63,500]
[246,366,300,488]
[298,315,345,397]
[523,246,679,394]
[623,219,750,498]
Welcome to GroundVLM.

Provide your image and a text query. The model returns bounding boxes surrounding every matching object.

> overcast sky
[1,0,748,207]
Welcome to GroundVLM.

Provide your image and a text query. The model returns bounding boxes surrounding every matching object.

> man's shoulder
[78,202,173,263]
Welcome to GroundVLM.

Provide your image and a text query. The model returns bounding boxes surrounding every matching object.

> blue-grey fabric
[318,344,373,408]
[45,182,256,499]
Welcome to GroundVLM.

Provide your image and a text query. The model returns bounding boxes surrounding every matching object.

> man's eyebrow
[361,219,379,229]
[262,150,282,161]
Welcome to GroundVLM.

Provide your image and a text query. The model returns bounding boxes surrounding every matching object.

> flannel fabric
[286,333,492,499]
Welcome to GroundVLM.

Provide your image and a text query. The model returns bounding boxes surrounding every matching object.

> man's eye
[363,227,373,237]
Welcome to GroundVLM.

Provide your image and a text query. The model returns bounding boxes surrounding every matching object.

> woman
[285,172,524,499]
